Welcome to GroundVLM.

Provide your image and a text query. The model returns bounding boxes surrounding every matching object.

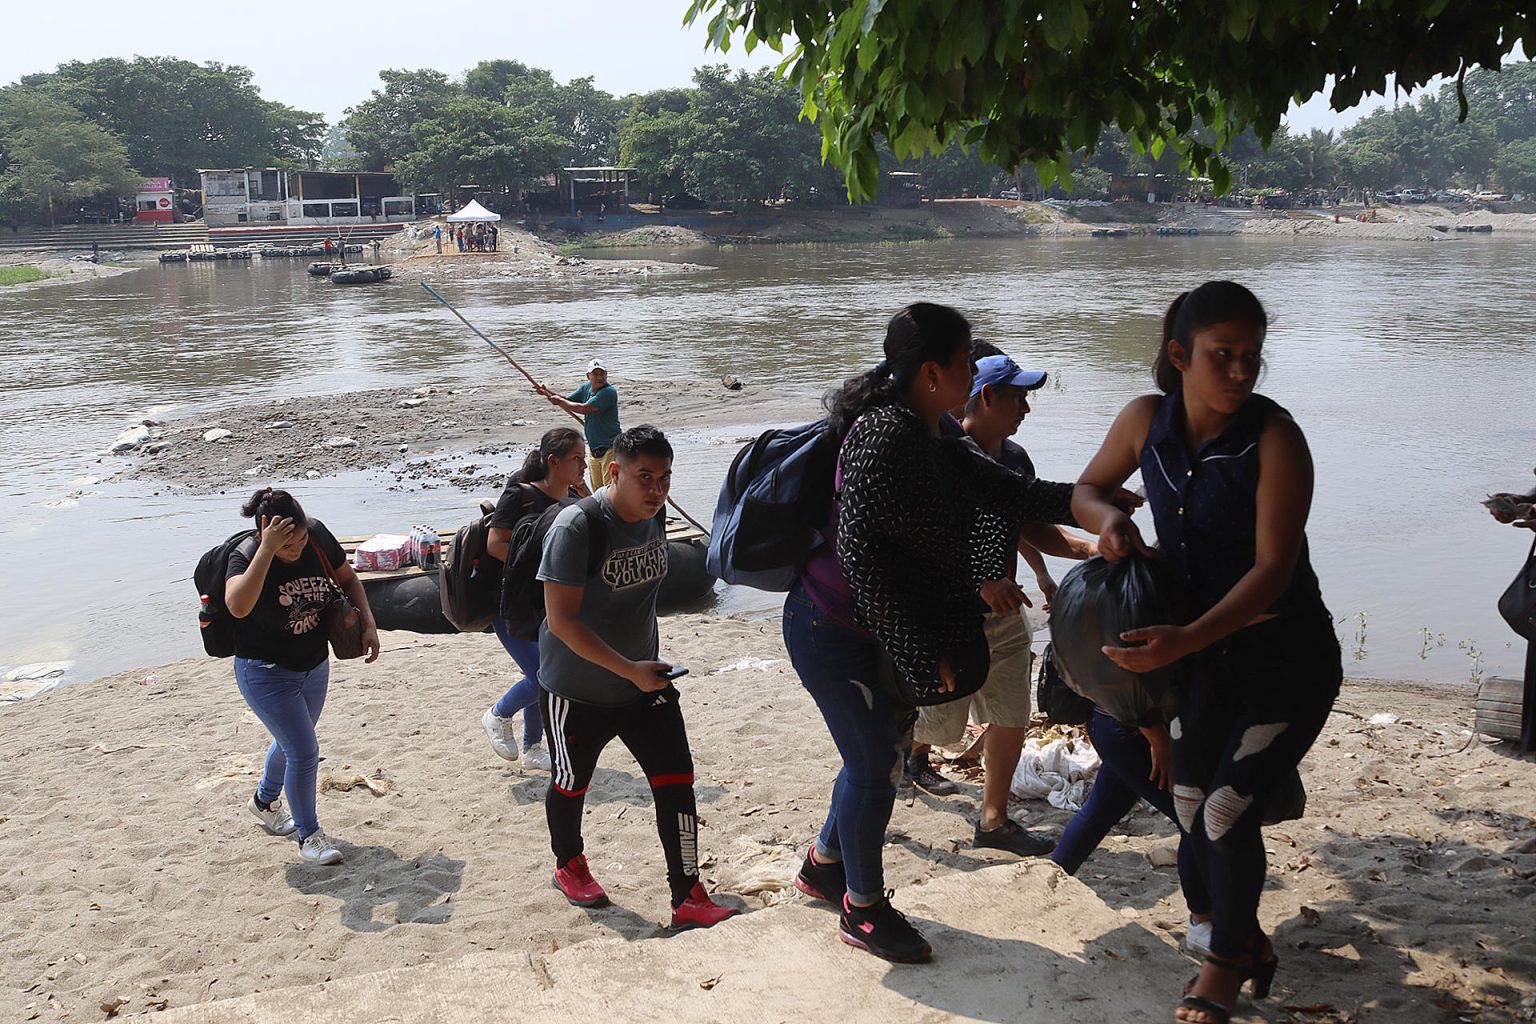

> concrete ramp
[161,862,1186,1023]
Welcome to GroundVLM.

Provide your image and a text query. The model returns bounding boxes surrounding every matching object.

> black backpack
[500,495,610,642]
[195,530,257,657]
[1035,642,1093,726]
[439,501,500,632]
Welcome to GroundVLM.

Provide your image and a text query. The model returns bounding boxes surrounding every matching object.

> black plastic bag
[1048,553,1188,726]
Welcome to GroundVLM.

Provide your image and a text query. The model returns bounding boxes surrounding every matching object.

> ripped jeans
[1172,615,1341,955]
[783,582,913,904]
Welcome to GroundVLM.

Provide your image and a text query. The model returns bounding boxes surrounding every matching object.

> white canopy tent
[445,200,501,222]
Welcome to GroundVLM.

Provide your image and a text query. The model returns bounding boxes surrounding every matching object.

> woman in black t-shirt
[480,428,588,769]
[225,488,379,866]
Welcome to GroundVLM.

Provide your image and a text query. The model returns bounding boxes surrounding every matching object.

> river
[2,235,1533,689]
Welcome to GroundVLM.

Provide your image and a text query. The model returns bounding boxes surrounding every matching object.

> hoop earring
[928,381,937,392]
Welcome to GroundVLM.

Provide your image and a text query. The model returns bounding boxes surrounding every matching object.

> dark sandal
[1176,995,1230,1023]
[1184,936,1280,1000]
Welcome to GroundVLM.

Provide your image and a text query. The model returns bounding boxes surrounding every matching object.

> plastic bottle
[421,526,440,570]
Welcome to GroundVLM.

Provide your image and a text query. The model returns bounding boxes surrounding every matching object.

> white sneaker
[521,741,551,771]
[482,707,520,761]
[299,828,344,865]
[1183,916,1213,957]
[248,794,296,836]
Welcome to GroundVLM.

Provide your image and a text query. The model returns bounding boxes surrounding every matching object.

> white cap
[587,358,606,373]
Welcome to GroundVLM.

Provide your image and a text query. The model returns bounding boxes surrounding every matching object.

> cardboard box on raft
[353,534,410,572]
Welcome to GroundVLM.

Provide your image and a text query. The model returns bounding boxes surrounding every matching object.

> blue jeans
[783,583,909,905]
[1051,709,1210,916]
[234,657,330,840]
[491,616,544,747]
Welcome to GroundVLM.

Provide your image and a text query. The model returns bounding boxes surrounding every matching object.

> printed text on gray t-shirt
[536,492,668,707]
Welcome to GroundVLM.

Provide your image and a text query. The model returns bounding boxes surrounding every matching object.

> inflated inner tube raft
[330,265,392,284]
[341,520,714,634]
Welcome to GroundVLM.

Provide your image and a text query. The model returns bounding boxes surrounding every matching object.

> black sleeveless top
[1139,391,1328,623]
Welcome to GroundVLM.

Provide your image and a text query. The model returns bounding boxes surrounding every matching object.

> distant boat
[307,262,338,276]
[1091,228,1130,238]
[330,266,393,284]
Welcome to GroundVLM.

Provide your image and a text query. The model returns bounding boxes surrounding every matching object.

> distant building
[559,167,638,214]
[883,171,925,207]
[198,168,416,228]
[135,177,176,223]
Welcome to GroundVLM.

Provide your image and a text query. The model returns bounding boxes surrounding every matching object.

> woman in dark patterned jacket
[785,302,1075,963]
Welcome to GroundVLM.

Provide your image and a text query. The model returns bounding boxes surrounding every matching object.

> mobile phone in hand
[659,665,689,680]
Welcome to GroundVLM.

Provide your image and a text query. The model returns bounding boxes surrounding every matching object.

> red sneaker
[553,854,609,907]
[670,882,739,930]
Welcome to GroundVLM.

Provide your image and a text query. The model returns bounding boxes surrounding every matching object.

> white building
[199,168,416,228]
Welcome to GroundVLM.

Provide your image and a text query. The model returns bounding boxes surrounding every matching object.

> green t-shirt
[567,382,621,452]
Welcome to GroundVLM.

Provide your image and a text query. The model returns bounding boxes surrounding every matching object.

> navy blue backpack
[706,421,839,591]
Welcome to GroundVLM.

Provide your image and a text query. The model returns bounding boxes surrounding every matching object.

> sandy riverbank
[1,619,1533,1022]
[546,199,1536,249]
[118,380,814,494]
[380,222,713,282]
[0,255,138,291]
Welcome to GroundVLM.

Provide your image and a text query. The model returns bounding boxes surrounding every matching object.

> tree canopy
[620,67,846,203]
[684,0,1535,197]
[342,62,622,181]
[19,57,323,184]
[393,98,569,195]
[0,88,141,225]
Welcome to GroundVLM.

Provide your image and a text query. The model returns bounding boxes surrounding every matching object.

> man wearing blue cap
[905,351,1101,856]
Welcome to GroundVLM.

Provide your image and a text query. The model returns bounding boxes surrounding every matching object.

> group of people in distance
[219,280,1337,1023]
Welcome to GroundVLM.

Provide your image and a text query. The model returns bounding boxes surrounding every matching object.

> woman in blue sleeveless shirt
[1072,282,1341,1024]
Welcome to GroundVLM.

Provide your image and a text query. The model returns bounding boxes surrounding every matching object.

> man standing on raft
[538,359,622,493]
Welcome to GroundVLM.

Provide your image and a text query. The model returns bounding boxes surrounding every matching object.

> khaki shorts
[587,449,616,493]
[914,609,1035,746]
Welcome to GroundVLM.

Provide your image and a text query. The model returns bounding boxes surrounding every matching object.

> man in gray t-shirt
[535,425,737,931]
[537,490,667,706]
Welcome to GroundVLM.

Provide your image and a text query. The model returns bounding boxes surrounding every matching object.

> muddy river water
[2,235,1533,687]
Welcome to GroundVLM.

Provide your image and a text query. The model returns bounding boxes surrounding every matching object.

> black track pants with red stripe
[540,685,699,906]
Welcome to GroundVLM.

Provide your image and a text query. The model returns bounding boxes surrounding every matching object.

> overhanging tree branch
[684,0,1534,197]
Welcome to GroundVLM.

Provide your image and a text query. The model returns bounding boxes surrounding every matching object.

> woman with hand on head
[1071,281,1341,1024]
[225,487,380,866]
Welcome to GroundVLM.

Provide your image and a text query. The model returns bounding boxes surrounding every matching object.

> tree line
[0,57,323,226]
[2,53,1534,227]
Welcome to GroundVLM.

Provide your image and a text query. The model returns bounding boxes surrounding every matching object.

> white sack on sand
[1011,737,1100,810]
[712,657,786,674]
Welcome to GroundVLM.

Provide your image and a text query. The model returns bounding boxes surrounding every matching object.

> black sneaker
[839,893,933,963]
[903,761,959,796]
[974,818,1055,857]
[794,848,846,903]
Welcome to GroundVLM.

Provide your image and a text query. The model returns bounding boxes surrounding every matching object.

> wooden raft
[339,520,707,583]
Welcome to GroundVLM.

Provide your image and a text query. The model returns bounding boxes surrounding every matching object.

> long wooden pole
[420,282,712,536]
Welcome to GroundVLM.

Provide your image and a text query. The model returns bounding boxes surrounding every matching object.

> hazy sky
[0,0,1476,135]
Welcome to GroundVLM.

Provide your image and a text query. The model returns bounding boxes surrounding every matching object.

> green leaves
[0,87,140,224]
[18,58,322,184]
[686,0,1534,198]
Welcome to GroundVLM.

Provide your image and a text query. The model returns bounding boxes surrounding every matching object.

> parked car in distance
[1472,191,1510,202]
[998,187,1021,199]
[660,193,707,209]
